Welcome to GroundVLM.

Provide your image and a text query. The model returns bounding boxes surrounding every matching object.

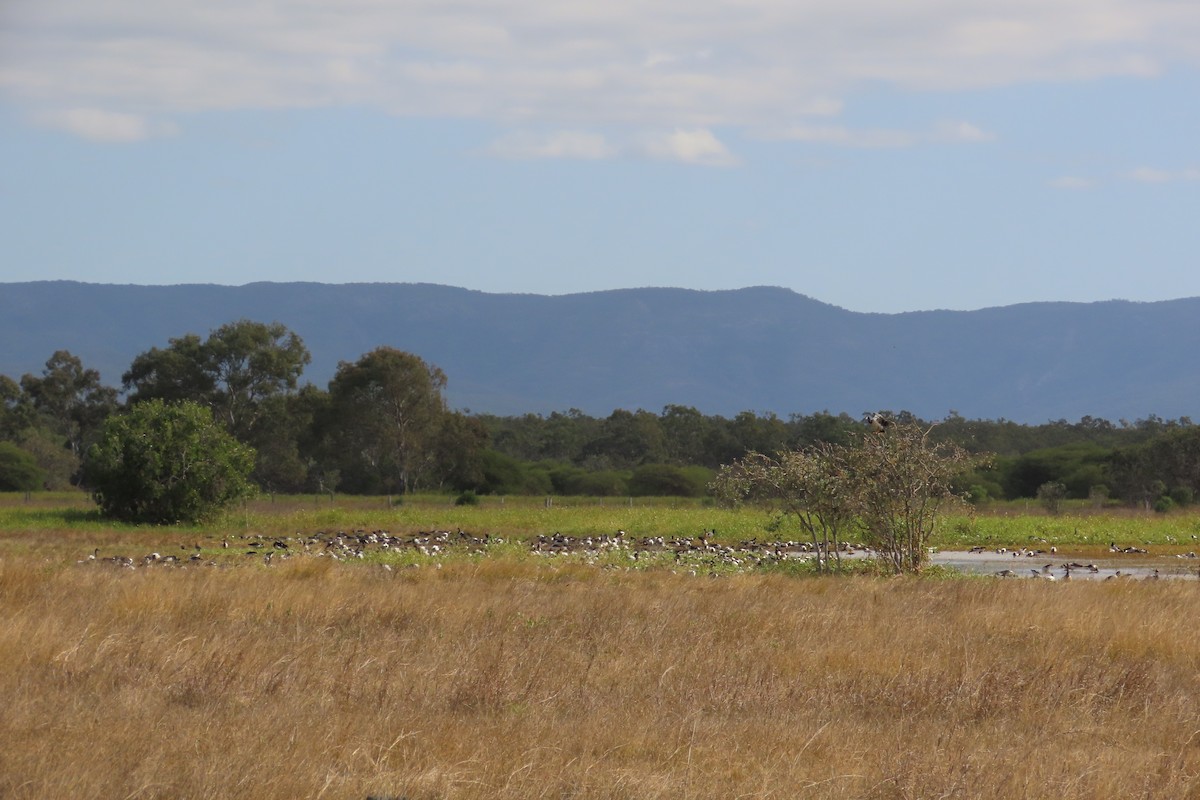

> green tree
[20,350,118,461]
[123,321,312,489]
[561,469,630,496]
[1108,426,1200,509]
[322,347,451,494]
[431,412,490,491]
[0,442,46,491]
[541,409,601,462]
[1000,443,1112,499]
[848,424,977,573]
[659,405,713,466]
[477,412,544,461]
[83,399,256,524]
[200,320,311,439]
[14,429,79,490]
[124,320,310,441]
[478,409,600,464]
[0,374,31,440]
[473,450,554,495]
[1037,481,1068,515]
[583,409,667,468]
[247,394,312,493]
[787,411,858,448]
[715,423,978,574]
[712,443,855,574]
[122,334,213,405]
[628,463,712,497]
[475,449,529,495]
[1144,427,1200,499]
[1108,445,1161,510]
[728,410,789,455]
[698,420,745,468]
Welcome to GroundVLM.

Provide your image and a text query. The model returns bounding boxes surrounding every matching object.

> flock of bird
[75,527,870,573]
[78,528,498,568]
[74,415,1188,581]
[530,529,872,570]
[995,563,1169,581]
[995,562,1104,580]
[75,525,1192,580]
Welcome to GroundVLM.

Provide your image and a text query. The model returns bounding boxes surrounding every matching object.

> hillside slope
[2,281,1197,423]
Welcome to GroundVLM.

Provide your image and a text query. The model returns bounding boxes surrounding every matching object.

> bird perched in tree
[866,412,893,434]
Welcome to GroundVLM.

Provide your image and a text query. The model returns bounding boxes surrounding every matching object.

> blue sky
[1,0,1198,313]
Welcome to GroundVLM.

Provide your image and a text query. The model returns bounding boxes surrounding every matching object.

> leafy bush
[628,464,713,497]
[515,463,554,495]
[454,490,480,506]
[1001,444,1111,499]
[474,450,553,495]
[954,466,1003,504]
[0,442,46,491]
[13,429,78,490]
[83,399,256,524]
[965,484,991,504]
[713,424,979,574]
[1037,481,1067,515]
[1170,487,1195,507]
[543,463,586,495]
[560,469,630,497]
[1154,495,1175,514]
[1062,463,1109,498]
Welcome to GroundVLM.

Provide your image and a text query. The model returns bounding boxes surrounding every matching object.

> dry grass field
[5,547,1200,799]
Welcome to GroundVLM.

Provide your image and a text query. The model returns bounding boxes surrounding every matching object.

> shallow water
[932,549,1200,580]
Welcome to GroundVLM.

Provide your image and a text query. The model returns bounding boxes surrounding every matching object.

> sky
[1,0,1198,314]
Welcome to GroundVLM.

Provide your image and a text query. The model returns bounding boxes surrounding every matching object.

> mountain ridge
[2,281,1197,424]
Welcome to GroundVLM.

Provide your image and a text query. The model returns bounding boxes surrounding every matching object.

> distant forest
[2,319,1197,509]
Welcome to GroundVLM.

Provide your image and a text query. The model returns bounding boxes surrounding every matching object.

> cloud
[764,118,995,148]
[770,123,915,148]
[486,130,616,160]
[636,128,740,166]
[935,120,996,142]
[485,126,738,165]
[1127,166,1200,183]
[30,107,175,142]
[1,0,1197,140]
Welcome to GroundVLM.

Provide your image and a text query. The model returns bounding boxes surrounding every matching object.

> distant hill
[2,281,1198,423]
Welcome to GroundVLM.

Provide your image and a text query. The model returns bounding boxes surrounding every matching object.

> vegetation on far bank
[4,491,1200,559]
[3,319,1199,525]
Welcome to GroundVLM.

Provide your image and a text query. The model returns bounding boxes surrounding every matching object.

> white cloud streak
[1,0,1197,143]
[1127,166,1200,183]
[636,128,740,166]
[935,120,996,143]
[486,127,739,165]
[769,124,916,148]
[486,130,617,160]
[762,119,995,148]
[30,107,179,141]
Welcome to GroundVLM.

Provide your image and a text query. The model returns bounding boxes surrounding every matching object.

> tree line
[0,318,1197,509]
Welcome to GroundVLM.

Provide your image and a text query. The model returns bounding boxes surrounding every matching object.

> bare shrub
[714,422,980,573]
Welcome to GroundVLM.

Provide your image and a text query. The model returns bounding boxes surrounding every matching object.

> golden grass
[4,552,1200,799]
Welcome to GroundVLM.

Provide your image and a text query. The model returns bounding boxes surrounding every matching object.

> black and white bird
[866,412,893,434]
